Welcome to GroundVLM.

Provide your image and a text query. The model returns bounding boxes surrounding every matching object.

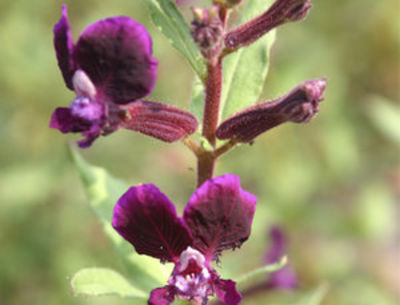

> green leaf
[220,0,276,119]
[69,148,172,291]
[236,256,287,286]
[190,75,205,124]
[71,268,147,299]
[143,0,206,79]
[366,95,400,146]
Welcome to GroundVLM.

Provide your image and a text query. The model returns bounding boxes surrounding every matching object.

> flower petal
[121,101,198,142]
[49,107,90,133]
[112,184,193,262]
[74,16,157,104]
[216,78,326,142]
[215,279,242,305]
[183,174,257,260]
[53,5,76,90]
[265,226,298,289]
[148,286,176,305]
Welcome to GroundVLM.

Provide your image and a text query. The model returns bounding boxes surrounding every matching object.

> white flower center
[72,69,96,100]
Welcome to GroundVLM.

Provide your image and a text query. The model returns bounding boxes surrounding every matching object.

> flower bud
[191,6,224,60]
[216,78,326,143]
[225,0,312,50]
[122,101,199,142]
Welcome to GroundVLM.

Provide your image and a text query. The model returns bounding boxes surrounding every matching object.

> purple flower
[50,5,197,147]
[264,226,297,290]
[112,174,257,305]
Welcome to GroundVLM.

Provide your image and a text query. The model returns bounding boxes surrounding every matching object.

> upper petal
[112,184,193,262]
[53,5,76,90]
[215,279,242,305]
[183,174,257,260]
[74,16,157,104]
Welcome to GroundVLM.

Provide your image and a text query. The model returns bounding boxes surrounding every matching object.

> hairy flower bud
[225,0,312,50]
[121,101,199,142]
[216,78,326,142]
[191,6,224,60]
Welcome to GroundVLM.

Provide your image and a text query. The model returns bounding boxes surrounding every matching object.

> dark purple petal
[265,226,298,289]
[74,17,157,104]
[112,184,193,262]
[148,286,176,305]
[215,279,242,305]
[121,100,198,142]
[216,78,326,142]
[49,107,90,133]
[183,174,257,260]
[76,124,102,148]
[54,5,76,90]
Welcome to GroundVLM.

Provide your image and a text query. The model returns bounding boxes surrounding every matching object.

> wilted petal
[216,78,326,142]
[183,174,257,260]
[54,5,76,90]
[265,226,298,289]
[215,279,242,305]
[74,16,157,104]
[121,101,198,142]
[112,184,193,262]
[149,286,176,305]
[49,107,90,133]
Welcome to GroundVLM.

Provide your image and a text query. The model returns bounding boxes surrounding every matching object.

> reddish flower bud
[191,6,224,60]
[215,78,326,142]
[121,101,199,142]
[224,0,312,50]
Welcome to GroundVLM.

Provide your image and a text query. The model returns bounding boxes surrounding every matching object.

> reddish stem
[202,59,223,147]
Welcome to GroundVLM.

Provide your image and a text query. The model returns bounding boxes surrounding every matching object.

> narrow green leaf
[189,75,205,123]
[220,0,276,119]
[237,256,287,285]
[143,0,206,79]
[69,148,172,290]
[71,268,147,299]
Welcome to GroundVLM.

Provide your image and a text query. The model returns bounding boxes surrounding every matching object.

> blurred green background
[0,0,399,304]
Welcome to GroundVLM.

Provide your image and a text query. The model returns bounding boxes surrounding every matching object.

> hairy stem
[201,59,223,147]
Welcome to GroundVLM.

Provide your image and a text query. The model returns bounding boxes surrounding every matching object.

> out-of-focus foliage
[0,0,398,305]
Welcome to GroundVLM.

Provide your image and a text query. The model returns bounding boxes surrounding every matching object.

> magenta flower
[112,174,257,305]
[50,5,197,147]
[264,226,297,290]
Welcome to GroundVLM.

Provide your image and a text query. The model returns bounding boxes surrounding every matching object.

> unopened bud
[191,6,224,60]
[216,78,326,142]
[122,101,199,142]
[225,0,312,49]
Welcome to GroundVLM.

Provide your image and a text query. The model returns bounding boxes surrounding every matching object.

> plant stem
[197,57,223,186]
[201,59,223,148]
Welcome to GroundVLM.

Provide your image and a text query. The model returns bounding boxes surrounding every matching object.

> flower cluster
[50,1,328,304]
[112,174,256,305]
